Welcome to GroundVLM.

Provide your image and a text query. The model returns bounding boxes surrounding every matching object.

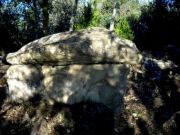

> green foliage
[101,0,114,15]
[99,0,140,31]
[114,18,134,40]
[49,0,73,33]
[0,48,5,55]
[0,1,22,53]
[0,0,143,55]
[101,0,128,15]
[133,0,180,50]
[75,0,101,30]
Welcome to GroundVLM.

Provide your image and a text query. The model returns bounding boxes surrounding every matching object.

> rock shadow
[131,57,180,133]
[52,102,114,135]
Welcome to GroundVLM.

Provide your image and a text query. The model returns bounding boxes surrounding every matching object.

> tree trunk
[109,0,117,31]
[69,0,78,31]
[41,0,49,36]
[32,0,39,39]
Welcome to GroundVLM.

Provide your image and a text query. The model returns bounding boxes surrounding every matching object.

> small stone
[132,113,138,117]
[154,97,163,108]
[45,117,50,120]
[115,128,121,133]
[167,91,171,97]
[96,83,102,86]
[22,113,30,122]
[83,104,87,109]
[170,71,173,75]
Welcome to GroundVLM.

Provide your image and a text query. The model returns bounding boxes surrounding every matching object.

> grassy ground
[0,50,180,135]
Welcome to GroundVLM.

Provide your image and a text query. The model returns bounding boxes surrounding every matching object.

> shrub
[114,18,134,40]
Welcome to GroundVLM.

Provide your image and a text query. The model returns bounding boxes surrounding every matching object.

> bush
[75,1,101,30]
[115,18,134,40]
[0,48,5,55]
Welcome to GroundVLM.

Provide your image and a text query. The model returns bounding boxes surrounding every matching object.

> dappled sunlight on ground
[0,50,180,134]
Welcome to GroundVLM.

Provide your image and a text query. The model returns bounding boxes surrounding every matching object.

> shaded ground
[0,49,180,135]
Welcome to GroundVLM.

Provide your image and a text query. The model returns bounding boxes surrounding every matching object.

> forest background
[0,0,180,54]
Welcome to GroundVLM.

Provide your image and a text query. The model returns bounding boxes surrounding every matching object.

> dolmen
[4,27,142,114]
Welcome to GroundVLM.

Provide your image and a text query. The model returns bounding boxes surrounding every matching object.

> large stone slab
[5,27,142,65]
[7,64,129,114]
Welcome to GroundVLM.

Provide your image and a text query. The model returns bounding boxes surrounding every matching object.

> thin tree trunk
[69,0,78,31]
[109,0,117,31]
[32,0,39,39]
[42,0,49,36]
